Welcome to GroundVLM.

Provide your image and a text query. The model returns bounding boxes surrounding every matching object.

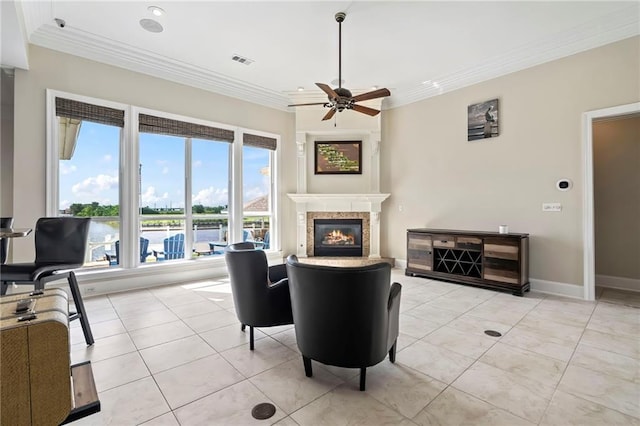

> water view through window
[58,119,273,267]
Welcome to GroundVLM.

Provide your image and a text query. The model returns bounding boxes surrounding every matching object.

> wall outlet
[542,203,562,212]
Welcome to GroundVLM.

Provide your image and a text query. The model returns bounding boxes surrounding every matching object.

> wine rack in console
[406,229,529,296]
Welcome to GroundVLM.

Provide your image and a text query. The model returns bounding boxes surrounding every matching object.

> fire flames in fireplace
[313,218,363,256]
[322,229,355,246]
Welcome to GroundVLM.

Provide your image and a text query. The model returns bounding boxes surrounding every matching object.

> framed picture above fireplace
[314,141,362,175]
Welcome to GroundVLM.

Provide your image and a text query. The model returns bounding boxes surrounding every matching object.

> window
[47,90,278,271]
[53,96,125,268]
[242,133,277,250]
[191,138,230,256]
[138,112,234,261]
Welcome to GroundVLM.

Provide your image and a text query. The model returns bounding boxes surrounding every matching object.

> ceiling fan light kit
[288,12,391,121]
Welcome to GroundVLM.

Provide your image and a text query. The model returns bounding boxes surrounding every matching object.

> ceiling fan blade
[321,108,337,121]
[316,83,338,99]
[287,102,328,107]
[351,88,391,103]
[352,104,381,117]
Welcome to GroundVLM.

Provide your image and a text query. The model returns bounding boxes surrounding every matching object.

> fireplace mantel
[287,193,390,209]
[287,193,390,258]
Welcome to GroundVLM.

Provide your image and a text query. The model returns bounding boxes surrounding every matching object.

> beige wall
[382,36,640,288]
[9,37,640,292]
[12,45,296,261]
[593,116,640,283]
[295,105,381,194]
[1,69,14,217]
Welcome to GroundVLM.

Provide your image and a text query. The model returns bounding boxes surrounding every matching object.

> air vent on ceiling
[232,54,254,65]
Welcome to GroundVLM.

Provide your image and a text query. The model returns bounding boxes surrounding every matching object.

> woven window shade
[243,133,277,150]
[139,114,234,143]
[55,97,125,127]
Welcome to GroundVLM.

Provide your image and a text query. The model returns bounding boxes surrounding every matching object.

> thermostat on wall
[556,179,572,191]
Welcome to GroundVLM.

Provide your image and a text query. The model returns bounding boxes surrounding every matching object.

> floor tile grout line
[548,295,640,415]
[429,291,556,424]
[120,283,250,419]
[68,277,639,424]
[247,364,341,417]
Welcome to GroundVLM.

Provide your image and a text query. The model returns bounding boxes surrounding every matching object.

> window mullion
[230,129,243,243]
[271,140,279,251]
[185,137,193,255]
[45,90,59,216]
[121,106,137,268]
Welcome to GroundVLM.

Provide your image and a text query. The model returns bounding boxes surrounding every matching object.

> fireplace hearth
[313,219,363,257]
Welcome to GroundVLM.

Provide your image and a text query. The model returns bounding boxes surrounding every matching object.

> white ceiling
[2,1,639,110]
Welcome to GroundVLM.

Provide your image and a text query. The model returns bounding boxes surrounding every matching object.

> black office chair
[0,217,94,345]
[224,242,293,350]
[285,255,402,391]
[0,217,14,264]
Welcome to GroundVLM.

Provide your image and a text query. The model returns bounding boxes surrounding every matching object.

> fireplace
[313,219,363,257]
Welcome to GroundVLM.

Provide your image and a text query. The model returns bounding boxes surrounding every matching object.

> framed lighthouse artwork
[468,98,499,141]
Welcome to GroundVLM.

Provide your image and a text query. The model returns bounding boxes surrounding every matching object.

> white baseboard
[596,274,640,292]
[530,278,584,299]
[395,259,407,270]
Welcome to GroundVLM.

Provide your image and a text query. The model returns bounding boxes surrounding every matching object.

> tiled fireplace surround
[288,129,390,259]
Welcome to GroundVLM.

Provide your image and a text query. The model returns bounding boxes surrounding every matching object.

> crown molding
[21,2,640,112]
[29,24,291,111]
[385,5,640,109]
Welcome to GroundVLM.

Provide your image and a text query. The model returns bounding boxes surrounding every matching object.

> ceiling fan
[288,12,391,121]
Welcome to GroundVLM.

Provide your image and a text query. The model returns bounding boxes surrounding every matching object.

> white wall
[382,36,640,291]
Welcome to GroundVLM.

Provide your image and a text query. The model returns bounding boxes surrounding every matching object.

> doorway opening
[582,102,640,301]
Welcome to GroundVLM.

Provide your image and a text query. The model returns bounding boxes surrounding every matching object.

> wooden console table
[406,228,529,296]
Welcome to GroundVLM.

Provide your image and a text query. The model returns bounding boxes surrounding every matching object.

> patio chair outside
[157,233,185,260]
[107,237,150,265]
[209,229,264,254]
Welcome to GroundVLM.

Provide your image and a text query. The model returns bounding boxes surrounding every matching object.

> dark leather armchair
[0,217,94,345]
[0,217,14,264]
[285,255,402,391]
[224,242,293,350]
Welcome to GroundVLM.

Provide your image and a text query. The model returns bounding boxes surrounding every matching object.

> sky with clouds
[59,121,269,210]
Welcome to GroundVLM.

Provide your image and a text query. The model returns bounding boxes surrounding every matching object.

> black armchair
[285,255,402,391]
[0,217,94,345]
[0,217,14,264]
[224,242,293,350]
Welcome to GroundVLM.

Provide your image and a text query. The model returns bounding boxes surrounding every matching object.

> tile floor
[65,270,639,425]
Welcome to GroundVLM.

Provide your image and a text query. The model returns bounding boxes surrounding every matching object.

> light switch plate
[542,203,562,212]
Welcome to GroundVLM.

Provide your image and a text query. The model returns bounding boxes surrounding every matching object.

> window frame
[239,127,279,251]
[46,89,280,272]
